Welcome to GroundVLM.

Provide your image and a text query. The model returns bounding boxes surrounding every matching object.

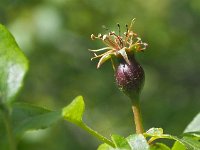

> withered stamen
[89,19,147,68]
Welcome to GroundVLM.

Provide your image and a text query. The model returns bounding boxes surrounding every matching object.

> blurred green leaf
[0,24,28,106]
[126,134,149,150]
[183,132,200,141]
[62,95,84,125]
[111,134,131,149]
[98,134,149,150]
[172,141,186,150]
[97,143,115,150]
[184,112,200,133]
[12,103,61,137]
[181,136,200,150]
[150,143,170,150]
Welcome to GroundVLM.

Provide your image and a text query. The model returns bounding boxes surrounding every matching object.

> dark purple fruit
[89,19,147,102]
[115,55,145,102]
[90,19,147,134]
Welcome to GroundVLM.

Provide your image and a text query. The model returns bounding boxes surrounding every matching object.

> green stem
[2,111,16,150]
[131,100,144,134]
[79,122,115,147]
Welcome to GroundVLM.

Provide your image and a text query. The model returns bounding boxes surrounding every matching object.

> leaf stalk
[79,122,115,147]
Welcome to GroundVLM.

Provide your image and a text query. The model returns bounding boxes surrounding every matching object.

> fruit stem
[131,100,144,134]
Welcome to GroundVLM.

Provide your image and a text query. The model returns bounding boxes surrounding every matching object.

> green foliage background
[0,0,200,149]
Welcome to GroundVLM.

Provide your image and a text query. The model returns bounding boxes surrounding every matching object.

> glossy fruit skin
[115,54,145,102]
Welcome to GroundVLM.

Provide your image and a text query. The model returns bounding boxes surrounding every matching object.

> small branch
[131,101,144,134]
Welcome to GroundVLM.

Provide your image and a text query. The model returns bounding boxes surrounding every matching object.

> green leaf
[172,141,186,150]
[150,143,170,150]
[98,134,149,150]
[111,134,131,149]
[144,128,200,150]
[144,128,181,141]
[183,132,200,141]
[126,134,149,150]
[184,113,200,133]
[180,136,200,150]
[62,96,114,147]
[146,128,163,136]
[97,143,115,150]
[144,128,185,148]
[0,24,28,106]
[62,95,84,125]
[12,103,61,137]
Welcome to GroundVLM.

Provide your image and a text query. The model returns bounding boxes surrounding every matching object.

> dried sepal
[118,48,130,65]
[97,53,112,69]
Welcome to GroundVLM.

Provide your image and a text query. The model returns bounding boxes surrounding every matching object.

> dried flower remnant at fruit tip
[89,19,148,68]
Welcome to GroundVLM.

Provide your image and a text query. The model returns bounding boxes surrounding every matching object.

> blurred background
[0,0,200,149]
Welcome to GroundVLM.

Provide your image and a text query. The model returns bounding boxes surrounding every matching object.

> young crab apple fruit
[90,19,148,133]
[115,54,145,100]
[89,19,147,101]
